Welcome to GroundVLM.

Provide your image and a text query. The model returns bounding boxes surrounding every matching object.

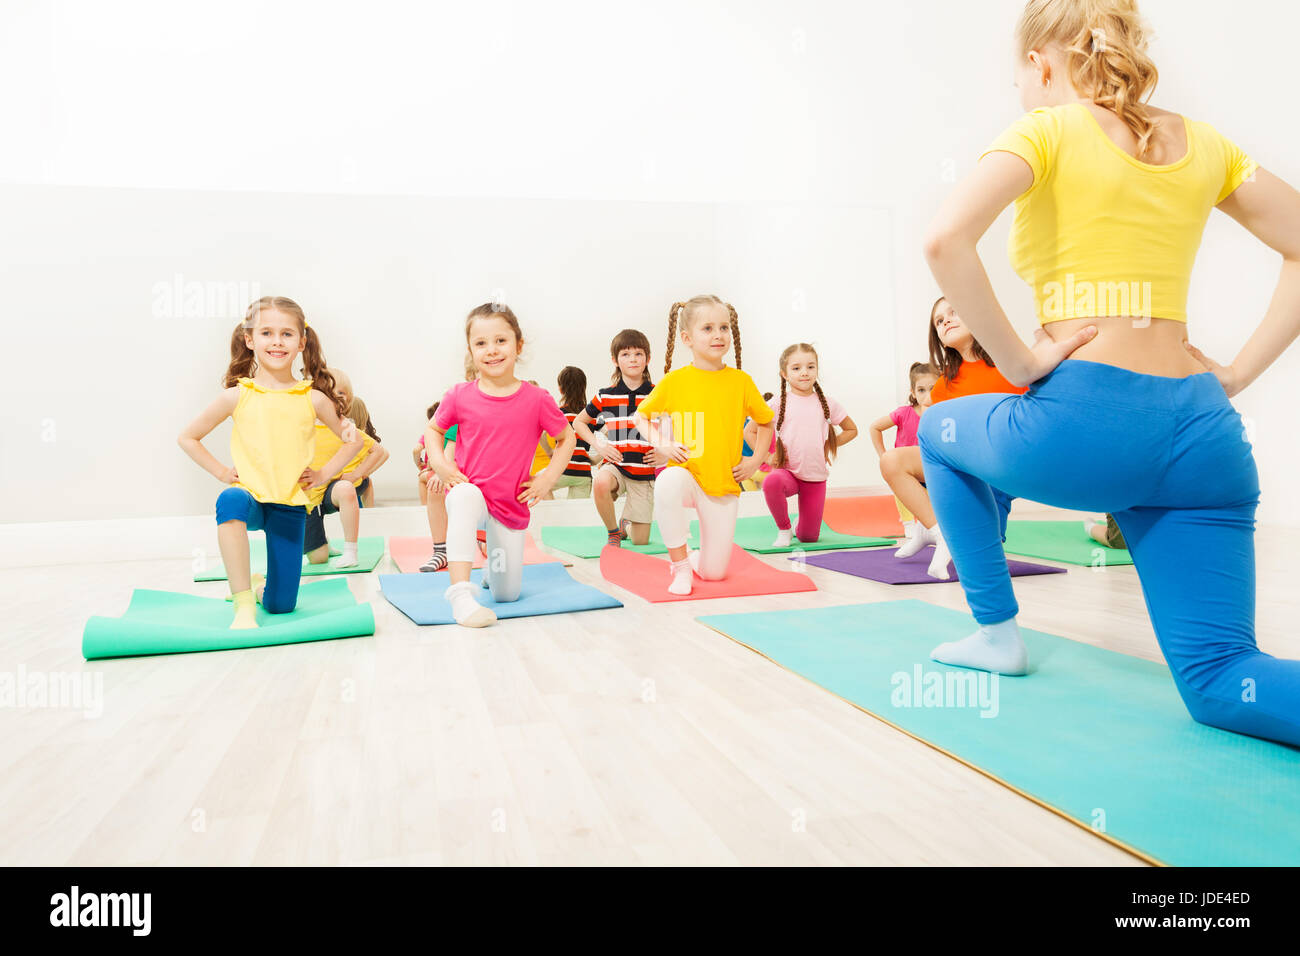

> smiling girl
[178,297,362,629]
[424,303,576,628]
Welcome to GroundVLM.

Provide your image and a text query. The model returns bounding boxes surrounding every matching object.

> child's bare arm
[177,388,241,482]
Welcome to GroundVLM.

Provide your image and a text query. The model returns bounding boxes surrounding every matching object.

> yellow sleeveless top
[982,103,1257,324]
[230,378,316,508]
[306,423,375,509]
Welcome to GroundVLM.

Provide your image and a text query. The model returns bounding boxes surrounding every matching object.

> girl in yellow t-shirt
[633,295,774,596]
[178,298,363,629]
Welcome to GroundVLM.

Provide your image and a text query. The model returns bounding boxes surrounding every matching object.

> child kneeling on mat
[868,361,936,540]
[178,298,362,629]
[633,295,773,596]
[573,329,662,546]
[425,302,577,628]
[763,343,858,547]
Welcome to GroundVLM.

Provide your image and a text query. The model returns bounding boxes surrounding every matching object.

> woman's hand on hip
[1184,341,1245,398]
[1019,325,1098,385]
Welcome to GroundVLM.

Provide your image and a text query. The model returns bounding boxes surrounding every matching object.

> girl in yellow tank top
[178,297,363,629]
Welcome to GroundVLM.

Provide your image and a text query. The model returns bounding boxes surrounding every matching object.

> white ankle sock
[894,523,934,559]
[445,581,497,627]
[772,527,793,548]
[668,558,693,595]
[334,541,359,568]
[927,525,952,580]
[931,617,1028,675]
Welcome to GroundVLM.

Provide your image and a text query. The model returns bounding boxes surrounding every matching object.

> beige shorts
[596,463,655,524]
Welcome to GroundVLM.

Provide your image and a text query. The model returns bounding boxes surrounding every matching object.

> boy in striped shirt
[573,329,663,546]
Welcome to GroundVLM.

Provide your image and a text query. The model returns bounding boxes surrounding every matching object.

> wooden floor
[3,501,1296,866]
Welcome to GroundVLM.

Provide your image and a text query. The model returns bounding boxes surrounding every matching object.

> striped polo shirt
[584,378,655,481]
[561,409,592,477]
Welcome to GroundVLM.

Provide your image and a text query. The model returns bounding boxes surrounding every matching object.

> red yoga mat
[822,495,907,538]
[387,535,564,573]
[599,543,817,603]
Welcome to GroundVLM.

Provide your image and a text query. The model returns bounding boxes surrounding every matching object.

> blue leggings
[918,359,1300,747]
[215,487,306,614]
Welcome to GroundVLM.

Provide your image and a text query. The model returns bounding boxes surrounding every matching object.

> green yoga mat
[696,599,1300,866]
[84,577,375,659]
[541,524,669,558]
[1003,521,1133,566]
[193,536,386,582]
[689,515,894,554]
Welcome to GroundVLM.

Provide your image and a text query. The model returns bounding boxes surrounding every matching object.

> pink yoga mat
[599,543,817,603]
[387,535,564,573]
[821,495,907,538]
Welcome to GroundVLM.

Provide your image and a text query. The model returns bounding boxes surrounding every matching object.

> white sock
[772,527,793,548]
[334,541,360,568]
[931,617,1028,675]
[668,557,693,595]
[894,523,934,559]
[445,581,497,628]
[927,525,952,580]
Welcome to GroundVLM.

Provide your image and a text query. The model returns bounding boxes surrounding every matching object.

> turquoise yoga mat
[193,536,386,581]
[83,578,375,659]
[696,599,1300,866]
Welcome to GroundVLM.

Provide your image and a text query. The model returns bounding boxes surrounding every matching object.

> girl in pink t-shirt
[424,303,576,628]
[762,344,859,547]
[868,362,937,538]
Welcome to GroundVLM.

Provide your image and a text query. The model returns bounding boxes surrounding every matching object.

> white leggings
[445,482,526,602]
[654,466,739,580]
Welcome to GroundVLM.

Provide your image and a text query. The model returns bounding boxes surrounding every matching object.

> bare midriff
[1044,315,1206,378]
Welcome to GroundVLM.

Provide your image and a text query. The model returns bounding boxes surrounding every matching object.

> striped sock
[607,527,622,547]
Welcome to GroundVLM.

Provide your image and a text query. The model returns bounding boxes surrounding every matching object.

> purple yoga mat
[793,545,1067,585]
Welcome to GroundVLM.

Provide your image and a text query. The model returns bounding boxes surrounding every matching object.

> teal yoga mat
[696,599,1300,866]
[1003,521,1133,566]
[83,578,375,659]
[193,536,386,581]
[541,524,669,558]
[689,515,893,554]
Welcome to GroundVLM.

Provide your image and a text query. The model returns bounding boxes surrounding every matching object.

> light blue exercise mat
[379,562,623,625]
[695,599,1300,867]
[83,578,375,659]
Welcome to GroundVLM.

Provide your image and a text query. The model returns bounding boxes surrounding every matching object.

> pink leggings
[763,469,827,542]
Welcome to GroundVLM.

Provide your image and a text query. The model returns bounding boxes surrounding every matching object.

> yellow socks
[230,589,258,629]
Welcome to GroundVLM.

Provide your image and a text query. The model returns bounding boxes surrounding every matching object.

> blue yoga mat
[379,562,623,625]
[696,599,1300,866]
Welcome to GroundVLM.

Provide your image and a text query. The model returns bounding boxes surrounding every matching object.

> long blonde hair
[1016,0,1159,158]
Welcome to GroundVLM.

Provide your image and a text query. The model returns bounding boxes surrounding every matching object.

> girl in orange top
[880,296,1025,580]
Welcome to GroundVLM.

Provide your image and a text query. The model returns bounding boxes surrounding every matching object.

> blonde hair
[664,295,742,374]
[1016,0,1159,158]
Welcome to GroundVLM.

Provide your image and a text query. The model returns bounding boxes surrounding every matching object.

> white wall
[4,0,1299,523]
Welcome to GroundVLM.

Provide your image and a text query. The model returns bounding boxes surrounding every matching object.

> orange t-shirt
[929,360,1028,404]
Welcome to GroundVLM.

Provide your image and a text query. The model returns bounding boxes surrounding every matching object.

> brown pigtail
[773,377,789,471]
[727,303,741,370]
[813,381,839,465]
[223,321,257,387]
[301,327,347,420]
[664,302,684,375]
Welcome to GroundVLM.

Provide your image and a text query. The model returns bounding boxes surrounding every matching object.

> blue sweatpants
[918,358,1300,747]
[215,487,307,614]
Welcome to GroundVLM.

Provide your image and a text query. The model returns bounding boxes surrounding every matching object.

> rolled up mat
[599,543,817,603]
[378,562,622,625]
[541,524,669,559]
[1002,520,1133,567]
[387,534,565,573]
[821,495,907,538]
[193,536,386,582]
[83,578,375,660]
[695,599,1300,866]
[797,546,1066,585]
[689,514,893,554]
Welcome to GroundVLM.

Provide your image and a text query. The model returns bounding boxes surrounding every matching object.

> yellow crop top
[230,378,317,508]
[982,103,1258,324]
[306,423,375,510]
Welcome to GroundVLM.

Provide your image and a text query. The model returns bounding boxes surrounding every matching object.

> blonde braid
[727,303,741,369]
[664,302,684,375]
